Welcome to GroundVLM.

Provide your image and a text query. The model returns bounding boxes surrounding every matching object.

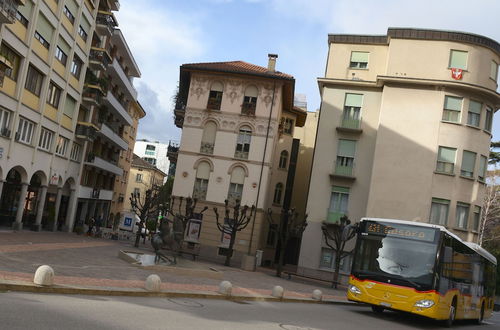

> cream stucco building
[298,28,500,282]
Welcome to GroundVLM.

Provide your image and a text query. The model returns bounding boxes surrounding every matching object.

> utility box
[255,250,264,267]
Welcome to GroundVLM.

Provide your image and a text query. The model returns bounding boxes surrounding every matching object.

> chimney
[267,53,278,72]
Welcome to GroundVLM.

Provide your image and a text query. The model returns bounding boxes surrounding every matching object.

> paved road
[0,292,498,330]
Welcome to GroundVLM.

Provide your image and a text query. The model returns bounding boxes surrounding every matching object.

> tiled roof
[181,61,294,80]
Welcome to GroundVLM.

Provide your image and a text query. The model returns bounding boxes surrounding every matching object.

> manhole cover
[167,298,204,308]
[280,325,317,330]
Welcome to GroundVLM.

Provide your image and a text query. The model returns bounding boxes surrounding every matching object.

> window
[436,146,456,174]
[328,186,349,223]
[25,65,44,96]
[193,161,210,200]
[136,173,143,182]
[283,118,294,135]
[55,46,68,65]
[320,248,351,272]
[0,43,21,80]
[342,93,362,129]
[78,25,88,41]
[35,14,53,49]
[430,198,449,225]
[16,11,29,27]
[38,128,54,151]
[460,150,476,178]
[16,117,35,144]
[64,95,76,119]
[200,121,217,154]
[336,139,356,176]
[442,96,462,123]
[133,188,140,196]
[472,206,481,232]
[70,142,81,161]
[70,55,83,78]
[279,150,288,169]
[34,31,50,49]
[55,136,68,156]
[449,50,468,70]
[63,6,75,23]
[143,157,156,166]
[228,166,245,204]
[235,126,252,159]
[0,108,12,137]
[242,85,258,115]
[478,155,487,182]
[485,107,493,132]
[456,202,469,229]
[467,100,481,127]
[490,61,498,81]
[350,51,369,69]
[80,16,91,42]
[207,81,223,110]
[47,82,61,107]
[266,224,278,247]
[273,183,283,205]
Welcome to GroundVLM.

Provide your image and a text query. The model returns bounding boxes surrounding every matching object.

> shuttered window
[456,202,469,229]
[200,121,217,154]
[196,161,211,180]
[64,95,76,118]
[442,96,462,123]
[350,51,369,69]
[449,50,468,70]
[467,100,481,127]
[17,0,33,20]
[230,166,245,185]
[460,150,476,178]
[436,146,456,174]
[491,61,499,81]
[430,198,449,225]
[36,14,54,44]
[478,155,487,182]
[338,139,356,158]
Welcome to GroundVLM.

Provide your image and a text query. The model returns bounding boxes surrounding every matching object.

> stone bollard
[145,274,161,292]
[33,265,54,286]
[312,289,323,301]
[272,285,284,299]
[219,281,232,296]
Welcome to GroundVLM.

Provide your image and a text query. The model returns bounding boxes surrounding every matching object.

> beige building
[298,28,500,282]
[171,55,307,266]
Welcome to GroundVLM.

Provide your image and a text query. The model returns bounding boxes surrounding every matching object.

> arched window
[273,183,283,205]
[207,81,223,110]
[279,150,288,169]
[200,121,217,154]
[193,161,210,200]
[228,166,245,204]
[235,126,252,159]
[242,85,258,115]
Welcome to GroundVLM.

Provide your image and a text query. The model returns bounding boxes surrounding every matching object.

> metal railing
[89,47,111,67]
[334,160,355,177]
[340,117,361,130]
[0,0,19,23]
[200,142,214,154]
[241,102,256,116]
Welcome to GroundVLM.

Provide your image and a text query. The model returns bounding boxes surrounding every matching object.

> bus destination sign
[364,221,436,242]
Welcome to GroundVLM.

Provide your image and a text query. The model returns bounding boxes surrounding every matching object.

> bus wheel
[476,303,484,325]
[444,300,456,328]
[371,305,384,314]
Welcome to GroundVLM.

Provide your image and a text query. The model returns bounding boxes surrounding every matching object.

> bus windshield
[352,224,439,290]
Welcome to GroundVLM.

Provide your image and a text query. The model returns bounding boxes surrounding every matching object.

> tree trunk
[225,231,236,267]
[332,252,342,289]
[276,233,287,277]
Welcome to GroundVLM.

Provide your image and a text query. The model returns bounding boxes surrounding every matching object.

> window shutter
[230,167,245,184]
[245,85,258,97]
[58,37,71,55]
[211,81,223,92]
[462,151,476,173]
[81,15,91,32]
[468,100,482,114]
[66,0,79,15]
[18,0,33,19]
[36,14,54,42]
[338,139,356,157]
[344,93,363,107]
[64,96,76,118]
[438,147,456,163]
[491,61,499,80]
[201,121,217,143]
[332,186,349,193]
[196,162,211,180]
[444,96,462,110]
[449,50,468,69]
[350,51,369,63]
[479,155,487,177]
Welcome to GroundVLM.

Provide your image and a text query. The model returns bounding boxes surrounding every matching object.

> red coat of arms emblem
[451,68,463,80]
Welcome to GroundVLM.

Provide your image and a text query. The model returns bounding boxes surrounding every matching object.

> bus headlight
[348,285,361,295]
[414,300,434,308]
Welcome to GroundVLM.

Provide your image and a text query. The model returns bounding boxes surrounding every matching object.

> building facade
[171,55,307,266]
[298,28,500,282]
[134,139,170,179]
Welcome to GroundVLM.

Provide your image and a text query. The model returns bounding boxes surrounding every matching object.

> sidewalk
[0,230,351,304]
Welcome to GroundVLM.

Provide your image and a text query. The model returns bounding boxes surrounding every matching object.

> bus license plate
[380,302,392,307]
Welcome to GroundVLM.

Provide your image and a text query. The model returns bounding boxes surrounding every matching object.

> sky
[115,0,500,143]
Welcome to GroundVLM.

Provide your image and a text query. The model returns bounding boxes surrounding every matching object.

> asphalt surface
[0,292,498,330]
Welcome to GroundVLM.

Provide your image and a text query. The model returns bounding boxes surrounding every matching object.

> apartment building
[298,28,500,283]
[134,139,170,179]
[171,55,307,267]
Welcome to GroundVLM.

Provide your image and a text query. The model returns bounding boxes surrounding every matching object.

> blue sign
[124,217,132,227]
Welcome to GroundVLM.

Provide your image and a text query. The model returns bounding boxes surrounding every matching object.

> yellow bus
[347,218,496,327]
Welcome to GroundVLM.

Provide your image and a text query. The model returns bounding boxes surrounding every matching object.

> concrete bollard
[272,285,284,299]
[312,289,323,301]
[145,274,161,292]
[219,281,232,296]
[33,265,54,286]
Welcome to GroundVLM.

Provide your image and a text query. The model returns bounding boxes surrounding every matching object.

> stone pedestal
[241,255,256,271]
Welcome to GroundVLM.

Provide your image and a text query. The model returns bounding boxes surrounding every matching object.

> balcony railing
[0,0,19,25]
[241,102,256,116]
[192,187,207,201]
[200,142,214,154]
[227,192,242,206]
[75,123,98,141]
[207,98,221,110]
[234,150,249,160]
[326,209,344,223]
[89,47,111,71]
[340,117,361,130]
[96,11,117,36]
[82,85,104,107]
[332,160,355,179]
[85,154,123,176]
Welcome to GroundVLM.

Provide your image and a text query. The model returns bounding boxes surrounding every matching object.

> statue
[151,217,181,265]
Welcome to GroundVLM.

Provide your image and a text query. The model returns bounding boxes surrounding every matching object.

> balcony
[336,117,362,134]
[200,142,214,154]
[78,186,113,201]
[174,102,185,128]
[95,11,117,37]
[325,209,344,224]
[107,58,138,100]
[99,123,128,150]
[82,84,104,108]
[103,92,133,126]
[0,0,21,25]
[0,53,12,87]
[192,187,207,201]
[75,122,98,141]
[241,102,256,116]
[167,140,179,163]
[85,154,123,176]
[89,47,112,72]
[330,160,356,180]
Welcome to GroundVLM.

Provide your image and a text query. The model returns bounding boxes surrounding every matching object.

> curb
[0,281,356,306]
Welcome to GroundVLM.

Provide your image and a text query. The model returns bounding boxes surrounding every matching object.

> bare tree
[321,215,358,288]
[130,187,161,248]
[479,174,500,246]
[213,199,255,267]
[165,196,208,247]
[266,208,307,277]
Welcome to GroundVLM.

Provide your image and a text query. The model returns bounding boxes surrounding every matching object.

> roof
[181,61,294,81]
[131,154,167,177]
